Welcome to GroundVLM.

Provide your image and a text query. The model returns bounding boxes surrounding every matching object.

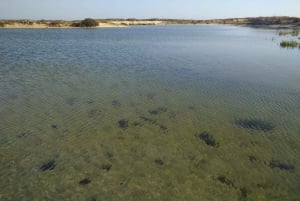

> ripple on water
[0,26,300,201]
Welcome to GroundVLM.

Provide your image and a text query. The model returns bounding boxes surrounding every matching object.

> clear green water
[0,26,300,201]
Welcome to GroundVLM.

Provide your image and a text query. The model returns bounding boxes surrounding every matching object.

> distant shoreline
[1,17,300,29]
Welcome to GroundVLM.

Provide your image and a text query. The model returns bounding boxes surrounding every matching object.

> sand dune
[0,17,299,29]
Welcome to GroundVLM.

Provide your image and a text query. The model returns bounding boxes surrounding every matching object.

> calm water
[0,25,300,201]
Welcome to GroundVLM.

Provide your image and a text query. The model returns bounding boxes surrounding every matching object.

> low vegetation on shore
[280,40,299,48]
[0,16,299,29]
[278,30,300,36]
[277,28,300,49]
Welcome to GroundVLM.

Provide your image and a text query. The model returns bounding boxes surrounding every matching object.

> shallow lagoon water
[0,25,300,201]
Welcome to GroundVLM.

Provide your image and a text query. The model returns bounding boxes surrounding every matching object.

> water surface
[0,25,300,201]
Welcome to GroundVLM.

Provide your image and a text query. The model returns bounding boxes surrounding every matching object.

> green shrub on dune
[71,18,98,27]
[81,18,98,27]
[49,20,67,27]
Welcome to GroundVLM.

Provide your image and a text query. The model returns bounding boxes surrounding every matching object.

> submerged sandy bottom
[0,65,299,201]
[0,26,300,201]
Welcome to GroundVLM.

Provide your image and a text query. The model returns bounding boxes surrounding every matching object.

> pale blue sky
[0,0,299,20]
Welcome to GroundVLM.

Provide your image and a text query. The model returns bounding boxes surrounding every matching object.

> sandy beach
[0,20,165,29]
[1,22,126,29]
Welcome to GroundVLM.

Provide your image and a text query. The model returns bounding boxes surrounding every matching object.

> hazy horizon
[0,0,299,20]
[0,16,300,21]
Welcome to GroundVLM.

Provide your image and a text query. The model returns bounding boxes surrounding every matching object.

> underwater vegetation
[188,106,195,110]
[112,100,121,107]
[235,118,274,132]
[65,97,76,106]
[248,155,257,162]
[197,131,219,147]
[146,92,156,100]
[79,178,91,185]
[101,164,112,171]
[239,188,248,201]
[118,119,129,129]
[87,100,94,104]
[140,116,156,125]
[154,159,164,166]
[104,152,113,161]
[159,125,168,131]
[217,176,234,187]
[139,116,168,131]
[16,131,32,138]
[268,160,295,171]
[40,160,56,171]
[148,107,167,115]
[215,175,248,201]
[51,124,58,129]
